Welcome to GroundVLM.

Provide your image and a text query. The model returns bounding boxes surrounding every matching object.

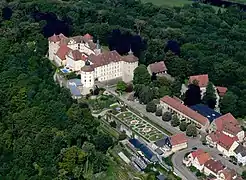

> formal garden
[116,111,164,142]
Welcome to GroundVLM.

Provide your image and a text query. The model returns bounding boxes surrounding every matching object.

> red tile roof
[191,149,205,159]
[83,33,93,40]
[170,133,187,146]
[219,168,237,180]
[216,86,228,97]
[56,45,71,60]
[204,159,225,174]
[160,96,209,126]
[214,113,242,136]
[189,74,209,87]
[124,54,138,63]
[217,133,238,151]
[149,61,167,74]
[48,33,67,42]
[207,131,222,142]
[81,65,94,72]
[196,152,211,165]
[89,50,122,68]
[70,50,86,61]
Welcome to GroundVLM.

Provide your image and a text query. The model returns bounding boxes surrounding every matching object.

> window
[89,79,91,82]
[84,80,86,82]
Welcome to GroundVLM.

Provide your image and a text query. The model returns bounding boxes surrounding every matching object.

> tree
[139,86,154,104]
[184,84,201,106]
[109,121,117,128]
[203,82,216,109]
[93,133,114,153]
[179,121,187,131]
[116,81,127,92]
[220,91,238,115]
[171,78,182,97]
[146,101,157,113]
[159,86,171,97]
[118,132,127,141]
[171,114,180,127]
[162,112,172,121]
[186,124,197,137]
[242,170,246,179]
[155,107,162,116]
[133,64,151,85]
[125,83,133,92]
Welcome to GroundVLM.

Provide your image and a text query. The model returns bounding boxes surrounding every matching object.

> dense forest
[1,0,246,179]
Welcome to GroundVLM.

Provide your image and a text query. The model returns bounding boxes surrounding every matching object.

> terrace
[116,111,164,142]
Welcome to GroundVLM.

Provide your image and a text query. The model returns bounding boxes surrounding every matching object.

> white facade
[203,166,219,177]
[217,141,239,157]
[172,143,187,153]
[48,34,138,95]
[223,130,245,142]
[192,157,205,172]
[236,153,246,166]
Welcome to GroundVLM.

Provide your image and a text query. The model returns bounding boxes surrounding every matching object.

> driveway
[172,140,243,180]
[105,88,244,177]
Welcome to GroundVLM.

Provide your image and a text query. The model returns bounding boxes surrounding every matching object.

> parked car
[219,154,223,156]
[192,147,197,150]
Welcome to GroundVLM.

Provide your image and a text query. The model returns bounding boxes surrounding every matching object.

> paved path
[105,88,244,178]
[172,139,243,180]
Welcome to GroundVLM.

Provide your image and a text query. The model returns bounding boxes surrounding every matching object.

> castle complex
[48,33,138,95]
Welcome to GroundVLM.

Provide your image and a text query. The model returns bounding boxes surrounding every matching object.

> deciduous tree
[171,114,180,127]
[146,101,157,113]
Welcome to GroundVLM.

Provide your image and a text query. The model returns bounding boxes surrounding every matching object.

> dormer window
[78,44,80,49]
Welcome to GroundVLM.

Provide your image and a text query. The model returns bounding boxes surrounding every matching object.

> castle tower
[48,34,60,60]
[81,60,95,95]
[94,39,102,56]
[128,46,133,55]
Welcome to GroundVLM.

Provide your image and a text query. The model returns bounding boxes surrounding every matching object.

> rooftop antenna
[128,44,133,55]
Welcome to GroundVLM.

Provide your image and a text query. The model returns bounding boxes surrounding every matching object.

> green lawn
[141,0,193,6]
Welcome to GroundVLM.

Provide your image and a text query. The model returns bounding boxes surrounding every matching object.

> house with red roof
[218,168,243,180]
[170,133,188,152]
[209,113,244,142]
[204,159,225,178]
[216,86,228,97]
[160,96,210,131]
[192,152,211,171]
[147,61,167,75]
[216,133,239,157]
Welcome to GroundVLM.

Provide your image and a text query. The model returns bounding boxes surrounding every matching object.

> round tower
[81,60,95,95]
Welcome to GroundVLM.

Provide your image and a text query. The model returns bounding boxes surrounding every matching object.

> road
[105,88,243,178]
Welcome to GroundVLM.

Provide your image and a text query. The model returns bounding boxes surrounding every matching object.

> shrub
[155,108,162,116]
[162,112,172,121]
[146,101,157,113]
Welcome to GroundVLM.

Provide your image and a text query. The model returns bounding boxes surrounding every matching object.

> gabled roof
[48,33,67,42]
[214,113,242,136]
[160,96,209,126]
[89,50,122,67]
[219,168,237,180]
[189,74,209,87]
[195,152,211,165]
[234,144,246,157]
[217,133,238,151]
[191,149,205,159]
[204,159,225,174]
[216,86,228,97]
[83,33,93,40]
[148,61,167,74]
[56,45,71,60]
[170,133,187,146]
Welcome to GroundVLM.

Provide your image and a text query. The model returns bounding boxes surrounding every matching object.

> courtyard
[116,111,164,142]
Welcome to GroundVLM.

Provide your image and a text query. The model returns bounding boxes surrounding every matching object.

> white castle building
[48,33,138,95]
